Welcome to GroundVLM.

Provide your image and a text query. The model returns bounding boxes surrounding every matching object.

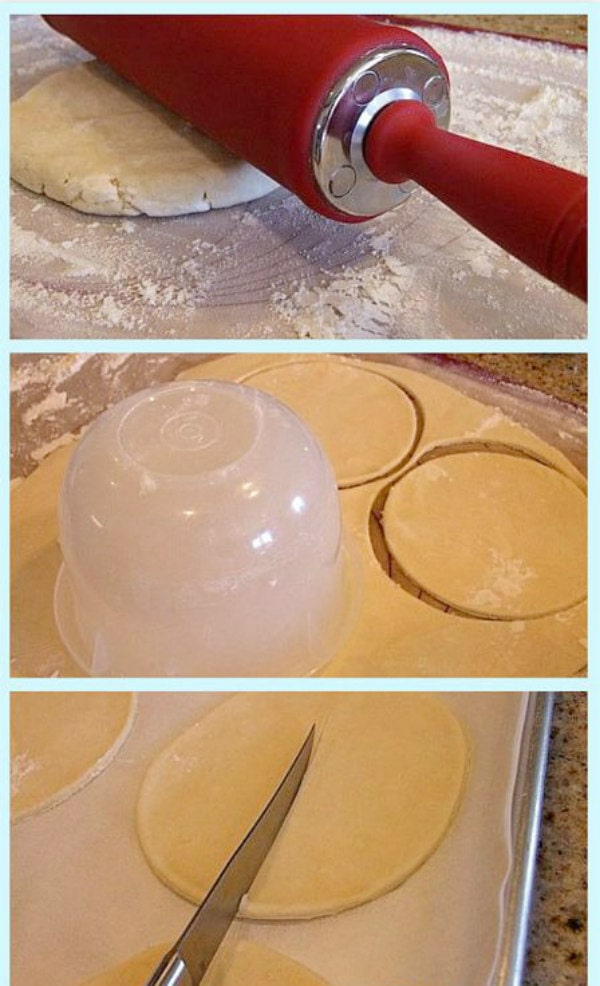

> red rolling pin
[44,15,587,300]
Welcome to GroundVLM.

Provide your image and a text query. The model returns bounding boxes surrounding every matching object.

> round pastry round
[11,61,278,216]
[11,692,135,820]
[137,692,467,919]
[383,451,587,619]
[244,361,418,486]
[77,941,331,986]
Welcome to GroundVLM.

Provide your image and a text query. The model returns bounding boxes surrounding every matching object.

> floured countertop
[10,16,587,339]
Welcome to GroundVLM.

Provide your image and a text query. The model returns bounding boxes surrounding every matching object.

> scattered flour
[11,752,40,795]
[467,550,536,609]
[465,409,512,437]
[10,353,93,392]
[10,17,587,339]
[11,353,204,477]
[23,388,67,425]
[30,432,77,462]
[421,462,451,481]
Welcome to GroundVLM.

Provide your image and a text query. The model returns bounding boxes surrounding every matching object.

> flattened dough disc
[137,692,467,919]
[11,61,277,216]
[383,451,587,619]
[244,360,418,486]
[11,691,135,820]
[77,941,331,986]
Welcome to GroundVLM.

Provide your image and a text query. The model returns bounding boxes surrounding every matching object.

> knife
[143,724,315,986]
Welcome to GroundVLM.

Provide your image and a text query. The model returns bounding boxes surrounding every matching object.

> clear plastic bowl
[54,380,349,676]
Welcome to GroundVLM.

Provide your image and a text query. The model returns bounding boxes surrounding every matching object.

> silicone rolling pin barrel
[44,15,587,299]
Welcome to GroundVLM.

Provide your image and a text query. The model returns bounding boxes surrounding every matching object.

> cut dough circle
[383,451,587,619]
[77,940,331,986]
[244,360,418,486]
[11,61,278,216]
[137,692,467,919]
[11,691,135,820]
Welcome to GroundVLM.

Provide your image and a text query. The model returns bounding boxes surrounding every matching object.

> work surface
[10,16,587,339]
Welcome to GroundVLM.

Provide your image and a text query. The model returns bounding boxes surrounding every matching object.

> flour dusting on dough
[11,751,40,795]
[467,551,536,609]
[465,409,513,437]
[421,461,451,481]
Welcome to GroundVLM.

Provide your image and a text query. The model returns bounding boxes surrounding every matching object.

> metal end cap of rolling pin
[313,47,450,217]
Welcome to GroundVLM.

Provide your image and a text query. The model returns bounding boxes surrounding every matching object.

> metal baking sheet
[495,692,554,986]
[11,692,552,986]
[10,16,586,339]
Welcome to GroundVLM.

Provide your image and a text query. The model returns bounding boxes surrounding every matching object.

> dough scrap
[383,451,587,619]
[243,360,418,486]
[78,940,331,986]
[11,691,135,820]
[11,61,278,216]
[137,692,467,919]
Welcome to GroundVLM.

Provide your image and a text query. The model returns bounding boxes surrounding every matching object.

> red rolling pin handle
[365,101,587,300]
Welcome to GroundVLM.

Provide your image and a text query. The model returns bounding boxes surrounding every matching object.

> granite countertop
[414,15,587,46]
[524,693,587,986]
[450,354,587,408]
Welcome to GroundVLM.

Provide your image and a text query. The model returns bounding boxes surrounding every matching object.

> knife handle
[144,948,194,986]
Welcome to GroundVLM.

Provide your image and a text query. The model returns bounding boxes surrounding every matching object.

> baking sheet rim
[492,692,554,986]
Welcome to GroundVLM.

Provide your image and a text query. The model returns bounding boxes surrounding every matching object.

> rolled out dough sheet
[78,940,332,986]
[11,356,587,677]
[11,691,135,819]
[11,61,278,216]
[137,692,467,919]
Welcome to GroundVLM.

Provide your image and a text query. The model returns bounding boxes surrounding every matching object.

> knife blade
[143,724,316,986]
